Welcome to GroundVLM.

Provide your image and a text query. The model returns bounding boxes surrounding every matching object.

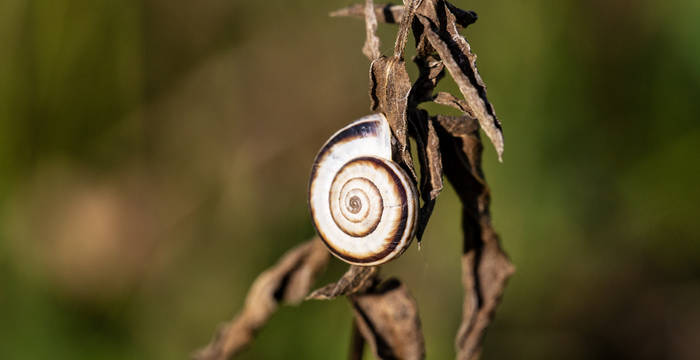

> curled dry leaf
[194,238,329,360]
[350,278,425,360]
[416,0,505,161]
[306,265,380,300]
[408,109,443,241]
[444,1,478,28]
[348,319,367,360]
[330,3,404,24]
[362,0,382,60]
[362,0,421,181]
[422,119,442,200]
[433,91,474,118]
[410,55,445,104]
[370,56,417,180]
[391,0,420,59]
[433,114,514,360]
[330,1,477,29]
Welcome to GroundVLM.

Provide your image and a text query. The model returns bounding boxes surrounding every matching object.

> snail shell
[309,113,418,266]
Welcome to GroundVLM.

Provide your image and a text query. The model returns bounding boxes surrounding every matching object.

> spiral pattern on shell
[309,114,418,266]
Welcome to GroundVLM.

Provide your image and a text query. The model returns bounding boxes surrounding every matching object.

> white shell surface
[309,114,417,266]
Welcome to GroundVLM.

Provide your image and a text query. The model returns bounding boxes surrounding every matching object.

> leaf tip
[329,8,348,18]
[495,133,505,162]
[305,288,327,301]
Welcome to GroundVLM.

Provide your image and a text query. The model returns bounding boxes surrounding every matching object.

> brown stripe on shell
[308,119,381,186]
[307,119,385,258]
[316,156,409,264]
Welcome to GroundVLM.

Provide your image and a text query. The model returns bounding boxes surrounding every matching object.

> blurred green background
[1,0,699,359]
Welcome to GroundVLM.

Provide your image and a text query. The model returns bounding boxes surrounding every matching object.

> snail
[309,113,418,266]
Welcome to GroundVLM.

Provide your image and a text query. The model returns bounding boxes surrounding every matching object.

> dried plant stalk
[197,1,512,359]
[330,4,404,24]
[362,0,382,60]
[307,265,380,300]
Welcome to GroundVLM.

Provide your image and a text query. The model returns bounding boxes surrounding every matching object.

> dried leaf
[348,319,367,360]
[433,115,514,360]
[408,11,445,242]
[331,2,477,29]
[456,229,514,360]
[330,3,404,24]
[423,119,442,200]
[370,56,417,180]
[409,1,443,107]
[417,1,505,161]
[351,278,425,360]
[410,55,445,104]
[392,0,420,59]
[306,265,380,300]
[367,0,421,181]
[408,110,443,241]
[433,113,479,137]
[194,238,329,360]
[433,92,474,118]
[362,0,382,60]
[444,1,478,28]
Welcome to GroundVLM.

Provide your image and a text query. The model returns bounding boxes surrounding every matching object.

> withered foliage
[306,265,380,300]
[434,114,514,359]
[196,1,512,359]
[194,238,329,360]
[351,279,425,360]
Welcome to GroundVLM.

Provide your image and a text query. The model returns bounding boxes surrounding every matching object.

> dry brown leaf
[306,265,380,300]
[433,91,475,118]
[330,2,477,28]
[348,319,367,360]
[370,56,417,180]
[392,0,420,59]
[193,238,329,360]
[366,0,422,181]
[433,114,514,360]
[351,278,426,360]
[445,1,478,28]
[330,3,404,24]
[410,55,444,104]
[362,0,382,60]
[423,118,442,200]
[417,0,505,161]
[408,110,443,241]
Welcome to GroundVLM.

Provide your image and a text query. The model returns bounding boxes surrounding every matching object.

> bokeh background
[1,0,699,359]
